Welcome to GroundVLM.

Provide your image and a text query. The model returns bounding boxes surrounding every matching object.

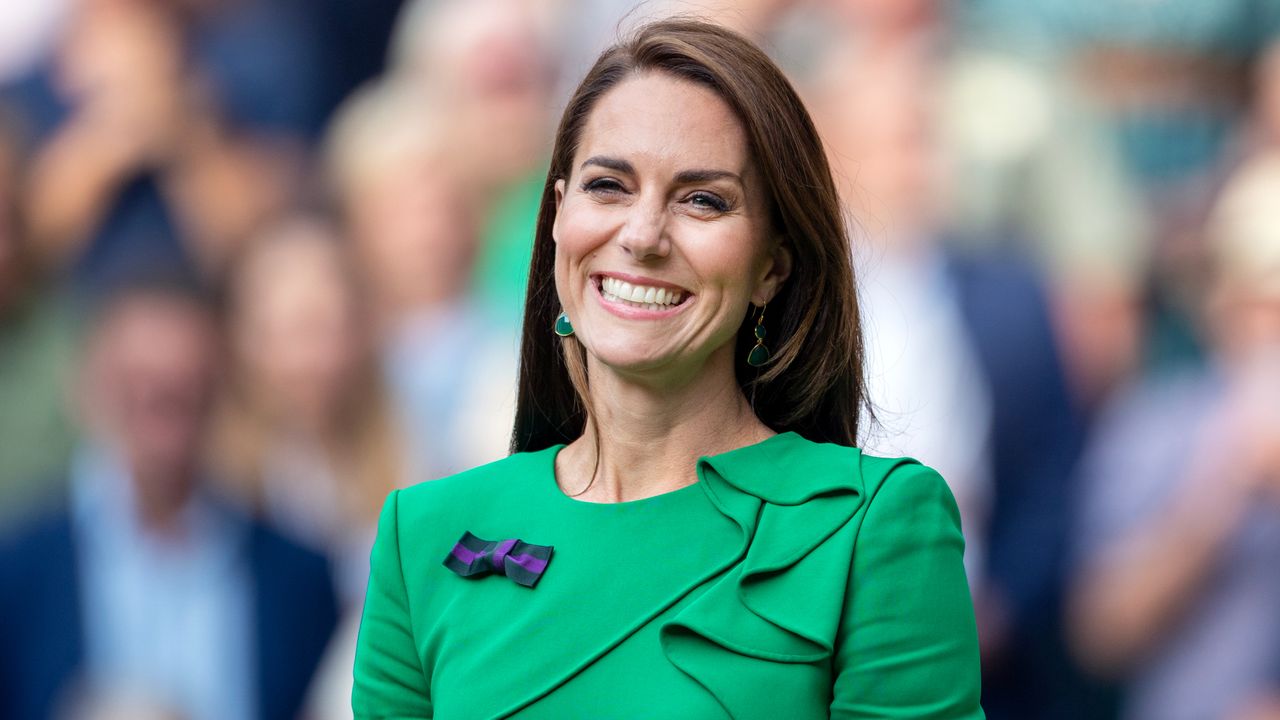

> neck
[132,467,197,537]
[559,346,774,503]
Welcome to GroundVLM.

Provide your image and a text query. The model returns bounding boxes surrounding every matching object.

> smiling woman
[351,17,985,720]
[546,69,789,406]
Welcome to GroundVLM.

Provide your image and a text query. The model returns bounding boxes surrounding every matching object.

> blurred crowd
[1,0,1280,718]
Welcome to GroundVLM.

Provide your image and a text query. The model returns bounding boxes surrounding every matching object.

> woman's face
[350,149,476,311]
[233,229,363,431]
[552,72,791,383]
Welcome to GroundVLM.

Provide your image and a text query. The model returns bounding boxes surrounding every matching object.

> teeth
[598,276,685,307]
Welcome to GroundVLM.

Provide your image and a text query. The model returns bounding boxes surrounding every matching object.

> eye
[686,191,730,213]
[582,177,626,195]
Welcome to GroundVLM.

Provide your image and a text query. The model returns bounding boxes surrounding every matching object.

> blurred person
[1067,152,1280,720]
[811,38,995,590]
[14,0,198,283]
[211,214,407,607]
[809,14,1091,719]
[0,271,339,720]
[209,215,412,720]
[965,0,1280,376]
[938,49,1151,411]
[323,77,515,481]
[811,0,1151,411]
[5,0,332,291]
[387,0,560,328]
[0,107,79,528]
[387,0,557,193]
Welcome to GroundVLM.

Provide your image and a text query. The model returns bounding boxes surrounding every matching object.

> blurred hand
[1206,354,1280,501]
[58,0,188,166]
[1233,694,1280,720]
[24,0,198,271]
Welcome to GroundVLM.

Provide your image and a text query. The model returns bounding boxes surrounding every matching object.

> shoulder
[855,453,964,538]
[697,432,963,578]
[859,452,955,506]
[0,509,76,585]
[701,430,952,517]
[0,509,73,554]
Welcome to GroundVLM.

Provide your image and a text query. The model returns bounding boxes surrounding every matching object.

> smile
[591,273,693,318]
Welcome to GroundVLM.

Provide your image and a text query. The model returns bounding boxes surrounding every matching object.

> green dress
[351,431,985,719]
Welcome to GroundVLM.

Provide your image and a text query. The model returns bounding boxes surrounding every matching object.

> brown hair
[512,17,868,454]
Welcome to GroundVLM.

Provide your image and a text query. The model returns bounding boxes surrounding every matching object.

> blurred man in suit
[0,272,340,720]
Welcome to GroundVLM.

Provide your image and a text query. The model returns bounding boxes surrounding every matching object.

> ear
[753,236,793,305]
[552,178,566,244]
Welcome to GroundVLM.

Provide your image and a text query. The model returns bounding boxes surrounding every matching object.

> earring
[554,310,575,337]
[746,302,770,367]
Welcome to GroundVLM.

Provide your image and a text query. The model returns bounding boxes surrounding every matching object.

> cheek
[554,197,614,256]
[689,224,764,293]
[553,199,612,300]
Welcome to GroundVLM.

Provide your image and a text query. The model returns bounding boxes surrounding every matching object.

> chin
[582,337,683,377]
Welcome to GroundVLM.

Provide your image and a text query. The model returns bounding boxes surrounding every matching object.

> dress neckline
[541,432,793,509]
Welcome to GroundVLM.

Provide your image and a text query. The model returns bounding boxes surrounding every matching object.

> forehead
[574,71,753,177]
[94,296,216,358]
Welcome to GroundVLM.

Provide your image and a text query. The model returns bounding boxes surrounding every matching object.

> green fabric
[351,431,985,719]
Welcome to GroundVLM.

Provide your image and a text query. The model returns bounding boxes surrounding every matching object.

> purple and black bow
[443,531,554,588]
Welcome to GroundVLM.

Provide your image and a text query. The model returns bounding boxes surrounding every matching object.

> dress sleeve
[352,489,434,719]
[830,462,985,719]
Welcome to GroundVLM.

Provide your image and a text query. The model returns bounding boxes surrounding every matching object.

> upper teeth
[600,276,684,306]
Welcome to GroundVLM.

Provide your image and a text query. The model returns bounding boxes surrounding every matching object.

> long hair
[512,17,868,453]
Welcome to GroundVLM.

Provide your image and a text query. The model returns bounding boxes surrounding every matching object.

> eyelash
[581,178,731,213]
[582,178,624,194]
[687,192,730,213]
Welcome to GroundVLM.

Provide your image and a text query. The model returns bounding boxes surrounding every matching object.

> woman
[322,76,515,480]
[352,18,983,719]
[212,214,406,606]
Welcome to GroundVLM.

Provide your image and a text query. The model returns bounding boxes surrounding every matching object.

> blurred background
[1,0,1279,718]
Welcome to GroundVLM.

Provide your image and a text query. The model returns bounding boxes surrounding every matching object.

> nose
[615,195,669,261]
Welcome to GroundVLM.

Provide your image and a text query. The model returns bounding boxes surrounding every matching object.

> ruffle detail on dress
[658,433,915,719]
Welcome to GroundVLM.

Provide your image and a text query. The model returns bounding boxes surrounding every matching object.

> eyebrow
[581,156,633,174]
[580,156,743,186]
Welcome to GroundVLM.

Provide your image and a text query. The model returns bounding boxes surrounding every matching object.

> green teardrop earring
[746,302,770,367]
[554,311,575,337]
